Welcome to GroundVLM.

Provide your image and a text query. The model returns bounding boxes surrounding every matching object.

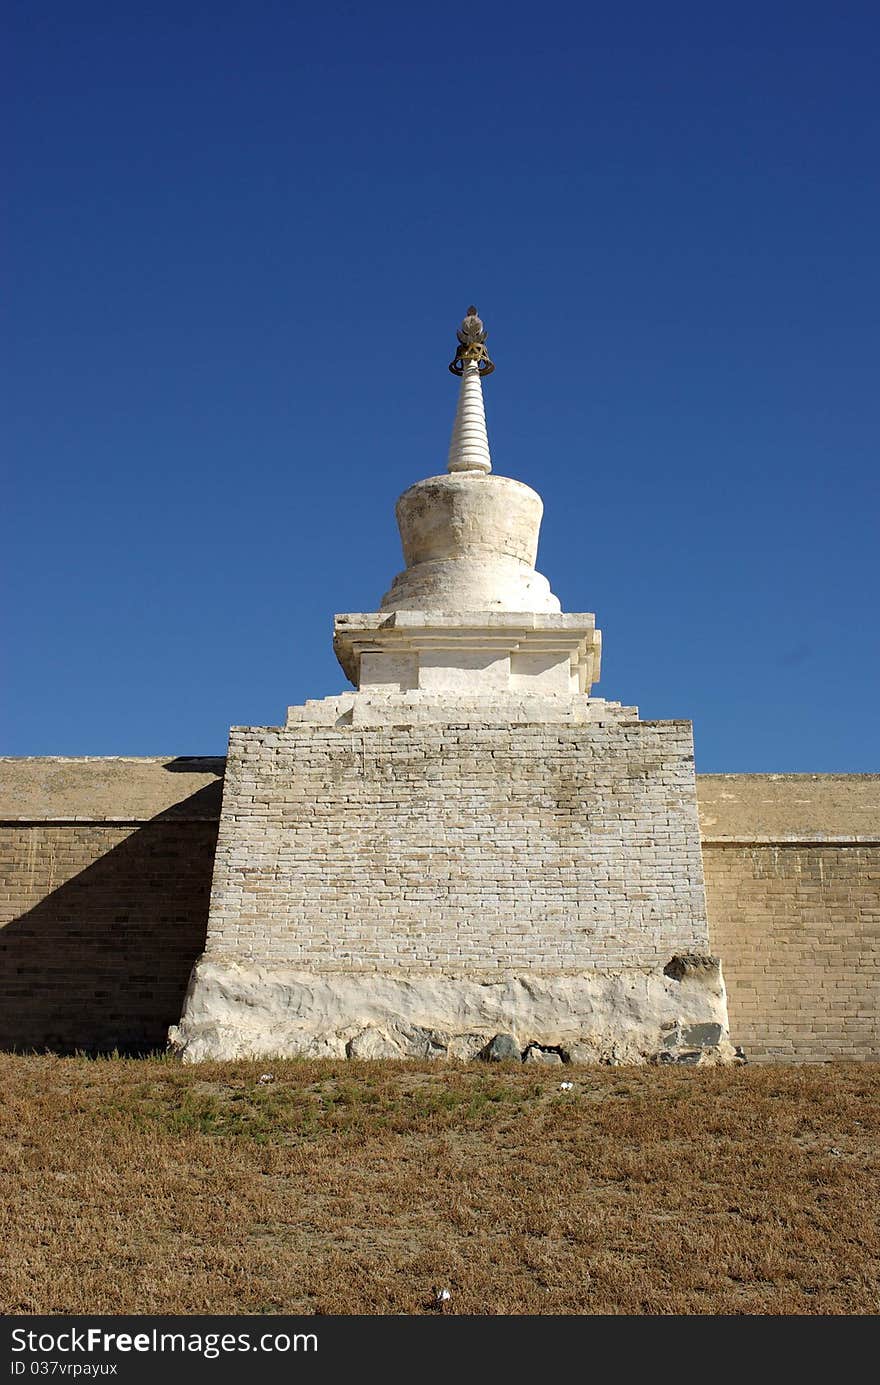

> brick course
[204,719,708,975]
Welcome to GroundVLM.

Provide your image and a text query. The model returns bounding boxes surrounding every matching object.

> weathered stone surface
[287,689,637,727]
[169,958,733,1064]
[681,1022,725,1047]
[446,1033,487,1061]
[484,1034,521,1062]
[565,1038,651,1066]
[332,612,602,700]
[523,1045,564,1065]
[381,472,560,616]
[664,954,719,983]
[658,1049,702,1065]
[346,1028,405,1059]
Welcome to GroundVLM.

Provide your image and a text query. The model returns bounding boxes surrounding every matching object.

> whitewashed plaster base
[170,957,736,1065]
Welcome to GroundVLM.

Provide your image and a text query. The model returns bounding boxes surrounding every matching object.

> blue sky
[4,1,878,770]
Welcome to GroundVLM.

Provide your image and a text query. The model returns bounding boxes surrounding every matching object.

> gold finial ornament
[449,305,495,376]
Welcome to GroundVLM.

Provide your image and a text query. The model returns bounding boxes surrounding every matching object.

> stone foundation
[169,955,735,1065]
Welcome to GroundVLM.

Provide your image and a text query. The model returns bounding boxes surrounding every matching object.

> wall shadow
[0,764,224,1054]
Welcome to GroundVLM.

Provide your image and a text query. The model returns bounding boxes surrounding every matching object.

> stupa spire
[447,306,494,475]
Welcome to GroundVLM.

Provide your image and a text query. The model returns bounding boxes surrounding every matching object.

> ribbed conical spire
[446,307,494,475]
[447,360,492,474]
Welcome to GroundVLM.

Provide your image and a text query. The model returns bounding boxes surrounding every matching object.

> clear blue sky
[4,1,878,770]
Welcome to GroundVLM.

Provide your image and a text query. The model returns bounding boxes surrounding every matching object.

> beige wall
[206,721,708,974]
[0,758,223,1051]
[0,760,877,1059]
[697,773,879,840]
[697,775,879,1062]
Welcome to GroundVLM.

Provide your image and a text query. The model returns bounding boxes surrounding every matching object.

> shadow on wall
[0,763,223,1055]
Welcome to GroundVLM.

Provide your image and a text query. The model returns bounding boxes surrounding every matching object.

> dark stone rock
[483,1033,521,1062]
[664,953,719,982]
[655,1048,702,1065]
[681,1022,724,1047]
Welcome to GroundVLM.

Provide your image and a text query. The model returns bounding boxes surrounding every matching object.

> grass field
[1,1055,877,1316]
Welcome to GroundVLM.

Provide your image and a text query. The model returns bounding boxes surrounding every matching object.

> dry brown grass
[1,1055,878,1315]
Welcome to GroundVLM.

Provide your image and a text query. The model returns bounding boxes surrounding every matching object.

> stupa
[171,309,733,1063]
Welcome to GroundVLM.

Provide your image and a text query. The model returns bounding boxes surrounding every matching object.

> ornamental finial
[449,305,495,376]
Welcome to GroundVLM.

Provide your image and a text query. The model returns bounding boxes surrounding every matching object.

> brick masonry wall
[697,773,879,839]
[697,775,879,1062]
[0,758,222,1051]
[0,760,876,1059]
[205,720,709,974]
[702,843,879,1061]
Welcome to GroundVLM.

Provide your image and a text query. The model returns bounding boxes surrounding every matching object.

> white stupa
[330,307,609,721]
[171,307,733,1066]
